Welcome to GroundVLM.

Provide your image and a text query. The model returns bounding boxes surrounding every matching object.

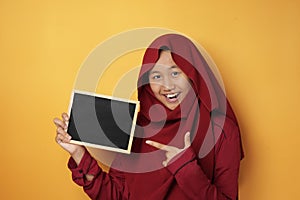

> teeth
[166,93,177,98]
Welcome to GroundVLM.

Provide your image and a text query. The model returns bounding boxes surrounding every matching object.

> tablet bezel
[67,90,140,154]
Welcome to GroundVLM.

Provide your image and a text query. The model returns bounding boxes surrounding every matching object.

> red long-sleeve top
[68,118,242,200]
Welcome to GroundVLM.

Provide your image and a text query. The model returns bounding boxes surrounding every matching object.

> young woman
[53,34,244,199]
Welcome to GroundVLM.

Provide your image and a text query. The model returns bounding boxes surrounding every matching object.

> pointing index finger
[146,140,170,151]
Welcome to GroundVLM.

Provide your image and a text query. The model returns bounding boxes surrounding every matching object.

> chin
[166,104,178,110]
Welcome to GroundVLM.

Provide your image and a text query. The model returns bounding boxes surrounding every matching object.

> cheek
[179,80,192,98]
[149,83,161,95]
[178,79,192,91]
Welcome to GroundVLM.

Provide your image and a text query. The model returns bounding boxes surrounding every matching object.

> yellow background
[1,0,299,199]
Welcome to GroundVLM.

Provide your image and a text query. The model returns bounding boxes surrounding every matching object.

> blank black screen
[67,93,137,150]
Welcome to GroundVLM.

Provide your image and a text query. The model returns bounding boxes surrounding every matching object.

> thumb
[184,132,191,149]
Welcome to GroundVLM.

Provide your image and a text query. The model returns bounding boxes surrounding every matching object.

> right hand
[53,113,85,157]
[54,113,92,175]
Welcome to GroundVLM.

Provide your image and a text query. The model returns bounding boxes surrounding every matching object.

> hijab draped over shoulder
[109,34,244,199]
[135,33,244,156]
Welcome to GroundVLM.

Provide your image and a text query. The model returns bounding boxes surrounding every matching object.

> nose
[162,77,175,90]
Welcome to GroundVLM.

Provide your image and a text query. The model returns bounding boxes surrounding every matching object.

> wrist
[70,146,85,166]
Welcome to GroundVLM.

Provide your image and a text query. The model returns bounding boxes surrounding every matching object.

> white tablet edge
[67,89,140,154]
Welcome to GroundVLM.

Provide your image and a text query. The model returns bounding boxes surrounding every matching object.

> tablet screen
[67,90,139,154]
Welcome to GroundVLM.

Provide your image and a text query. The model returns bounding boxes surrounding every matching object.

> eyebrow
[169,66,179,69]
[149,70,160,74]
[149,65,179,74]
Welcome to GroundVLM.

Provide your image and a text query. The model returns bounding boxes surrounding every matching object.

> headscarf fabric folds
[111,34,244,199]
[136,34,243,156]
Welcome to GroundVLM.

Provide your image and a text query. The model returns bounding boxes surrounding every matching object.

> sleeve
[166,121,242,200]
[68,150,129,200]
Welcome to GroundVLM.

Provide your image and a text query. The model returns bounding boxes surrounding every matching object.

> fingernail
[145,140,151,144]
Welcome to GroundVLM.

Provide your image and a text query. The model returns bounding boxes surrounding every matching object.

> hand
[53,113,85,159]
[146,132,191,167]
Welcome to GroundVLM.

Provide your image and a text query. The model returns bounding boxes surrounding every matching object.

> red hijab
[136,34,243,156]
[111,33,244,199]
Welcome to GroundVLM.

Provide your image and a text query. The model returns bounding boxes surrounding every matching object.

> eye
[153,75,161,79]
[171,71,180,77]
[150,74,161,80]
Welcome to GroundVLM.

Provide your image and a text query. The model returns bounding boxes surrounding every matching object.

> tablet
[67,90,139,154]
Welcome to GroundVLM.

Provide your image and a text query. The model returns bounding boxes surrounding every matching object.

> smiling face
[148,51,192,110]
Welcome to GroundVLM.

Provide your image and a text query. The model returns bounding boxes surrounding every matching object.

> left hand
[146,132,191,167]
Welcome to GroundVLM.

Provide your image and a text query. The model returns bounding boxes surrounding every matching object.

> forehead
[150,65,181,73]
[150,51,179,71]
[156,50,176,65]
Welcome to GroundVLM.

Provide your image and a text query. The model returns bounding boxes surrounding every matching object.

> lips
[163,92,180,103]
